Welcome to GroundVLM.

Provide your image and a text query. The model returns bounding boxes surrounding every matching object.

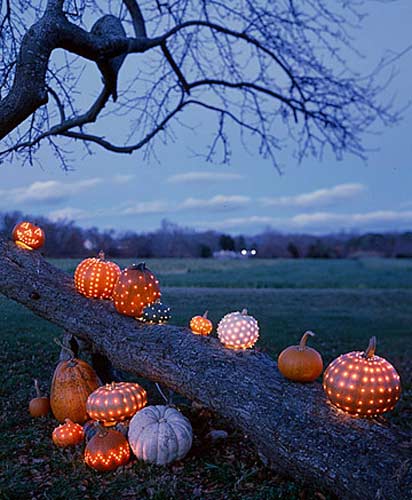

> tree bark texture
[0,236,411,499]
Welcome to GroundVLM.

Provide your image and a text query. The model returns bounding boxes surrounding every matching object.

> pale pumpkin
[128,405,193,465]
[50,355,100,423]
[278,331,323,382]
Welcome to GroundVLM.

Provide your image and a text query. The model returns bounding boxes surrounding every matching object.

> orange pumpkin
[29,379,50,417]
[112,263,161,317]
[86,381,147,424]
[50,353,100,423]
[74,251,120,299]
[323,336,401,417]
[85,424,130,471]
[52,418,84,447]
[190,311,213,336]
[278,331,323,382]
[12,221,45,250]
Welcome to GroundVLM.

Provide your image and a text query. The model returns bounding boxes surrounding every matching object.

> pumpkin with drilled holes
[140,301,171,324]
[278,331,323,382]
[52,418,84,447]
[85,424,130,471]
[86,382,147,424]
[74,251,120,299]
[217,309,259,349]
[190,311,213,336]
[112,263,161,317]
[29,379,50,417]
[50,354,100,423]
[323,336,401,416]
[129,405,193,465]
[12,221,45,250]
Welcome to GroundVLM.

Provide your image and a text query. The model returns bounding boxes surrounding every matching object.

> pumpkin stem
[299,331,315,350]
[241,308,248,315]
[203,311,209,319]
[98,250,105,260]
[364,336,377,359]
[34,378,42,398]
[54,337,75,359]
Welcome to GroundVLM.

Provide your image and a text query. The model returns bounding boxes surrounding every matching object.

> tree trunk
[0,235,410,499]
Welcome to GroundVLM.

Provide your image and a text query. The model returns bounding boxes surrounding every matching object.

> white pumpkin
[217,308,259,349]
[128,405,193,465]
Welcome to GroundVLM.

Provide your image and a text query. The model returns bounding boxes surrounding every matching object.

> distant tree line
[1,211,412,259]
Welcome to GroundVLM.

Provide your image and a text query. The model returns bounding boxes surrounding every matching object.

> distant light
[250,249,257,256]
[241,249,248,256]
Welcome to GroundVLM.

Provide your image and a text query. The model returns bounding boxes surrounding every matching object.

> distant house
[213,250,243,259]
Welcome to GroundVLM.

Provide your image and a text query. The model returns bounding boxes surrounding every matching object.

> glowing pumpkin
[86,381,147,424]
[52,418,84,447]
[112,263,161,317]
[323,336,401,416]
[190,311,213,336]
[217,309,259,349]
[85,424,130,472]
[12,221,45,250]
[29,379,50,417]
[278,331,323,382]
[74,251,120,299]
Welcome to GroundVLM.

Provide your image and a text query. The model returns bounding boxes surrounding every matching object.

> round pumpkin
[323,336,401,417]
[52,418,84,447]
[29,379,50,417]
[86,381,147,424]
[50,355,100,423]
[190,311,213,336]
[12,221,45,250]
[278,331,323,382]
[217,309,259,349]
[74,251,120,299]
[139,301,171,324]
[128,405,193,465]
[112,263,161,317]
[85,424,130,471]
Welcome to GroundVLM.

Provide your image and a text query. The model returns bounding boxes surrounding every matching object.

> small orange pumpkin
[86,381,147,424]
[12,221,45,250]
[50,348,100,423]
[190,311,213,336]
[52,418,84,447]
[29,379,50,417]
[112,263,161,317]
[74,251,120,299]
[278,331,323,382]
[323,336,401,416]
[85,424,130,472]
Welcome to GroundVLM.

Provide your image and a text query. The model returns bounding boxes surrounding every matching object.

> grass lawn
[0,258,411,499]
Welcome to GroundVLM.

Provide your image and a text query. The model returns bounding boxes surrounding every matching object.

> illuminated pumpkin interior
[52,418,84,447]
[84,426,130,472]
[74,251,120,299]
[12,221,45,251]
[217,308,259,350]
[190,311,213,336]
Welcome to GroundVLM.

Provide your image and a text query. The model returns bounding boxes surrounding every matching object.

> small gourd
[29,379,50,417]
[190,311,213,336]
[278,331,323,382]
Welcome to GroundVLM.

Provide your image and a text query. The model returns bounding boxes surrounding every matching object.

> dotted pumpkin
[112,263,161,317]
[139,301,171,324]
[217,308,259,350]
[323,336,401,417]
[74,251,120,299]
[52,418,84,447]
[190,311,213,336]
[85,425,130,472]
[12,221,45,250]
[278,331,323,382]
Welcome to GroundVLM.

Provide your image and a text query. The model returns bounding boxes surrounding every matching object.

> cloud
[199,215,278,230]
[179,195,250,212]
[49,207,91,221]
[260,183,366,209]
[113,174,135,184]
[1,178,102,205]
[167,171,244,184]
[121,201,170,215]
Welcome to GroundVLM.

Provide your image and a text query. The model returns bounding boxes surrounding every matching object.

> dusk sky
[1,1,411,235]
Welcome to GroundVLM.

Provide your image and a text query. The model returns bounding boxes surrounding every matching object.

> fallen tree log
[0,235,411,499]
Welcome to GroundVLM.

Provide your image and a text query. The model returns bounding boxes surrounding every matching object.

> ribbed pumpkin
[52,418,84,447]
[12,221,45,250]
[323,336,401,417]
[50,354,100,423]
[86,381,147,424]
[85,424,130,472]
[74,251,120,299]
[190,311,213,336]
[278,331,323,382]
[112,263,161,317]
[128,406,193,465]
[29,379,50,417]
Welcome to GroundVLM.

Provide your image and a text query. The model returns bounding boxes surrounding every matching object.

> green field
[1,258,411,499]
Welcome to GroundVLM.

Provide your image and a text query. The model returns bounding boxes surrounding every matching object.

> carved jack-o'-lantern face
[12,221,45,250]
[323,336,401,417]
